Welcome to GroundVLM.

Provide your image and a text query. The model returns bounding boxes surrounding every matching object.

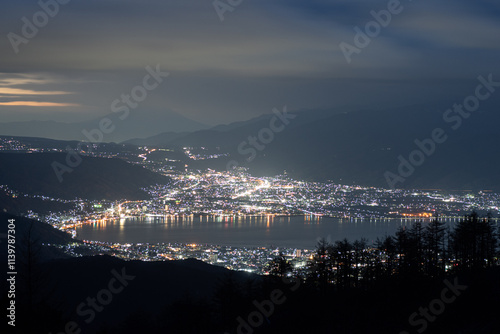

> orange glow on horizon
[0,101,79,107]
[0,87,71,95]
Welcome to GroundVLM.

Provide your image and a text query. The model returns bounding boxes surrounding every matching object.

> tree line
[268,212,499,290]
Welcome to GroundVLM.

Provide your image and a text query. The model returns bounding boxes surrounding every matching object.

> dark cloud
[0,0,499,125]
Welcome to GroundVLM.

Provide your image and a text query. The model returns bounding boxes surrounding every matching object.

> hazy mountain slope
[123,131,189,146]
[250,107,500,190]
[134,106,500,191]
[0,109,208,142]
[2,105,499,191]
[124,108,344,147]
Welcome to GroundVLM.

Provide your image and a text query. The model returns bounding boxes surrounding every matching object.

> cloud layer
[0,0,499,124]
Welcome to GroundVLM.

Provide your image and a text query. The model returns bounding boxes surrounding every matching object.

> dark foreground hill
[0,152,169,200]
[3,246,500,334]
[0,212,76,263]
[1,213,499,334]
[0,191,75,216]
[0,213,258,333]
[0,210,258,334]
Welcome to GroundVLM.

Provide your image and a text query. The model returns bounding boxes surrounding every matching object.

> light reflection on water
[76,215,464,248]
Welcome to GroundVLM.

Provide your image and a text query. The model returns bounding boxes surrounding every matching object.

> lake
[75,215,465,249]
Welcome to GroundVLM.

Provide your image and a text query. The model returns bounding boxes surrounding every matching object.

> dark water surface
[75,215,461,249]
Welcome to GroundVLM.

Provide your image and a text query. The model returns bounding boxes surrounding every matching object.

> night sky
[0,0,499,127]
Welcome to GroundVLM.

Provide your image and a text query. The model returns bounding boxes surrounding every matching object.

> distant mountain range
[1,104,499,192]
[0,108,207,142]
[126,105,500,191]
[124,107,350,147]
[0,152,170,200]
